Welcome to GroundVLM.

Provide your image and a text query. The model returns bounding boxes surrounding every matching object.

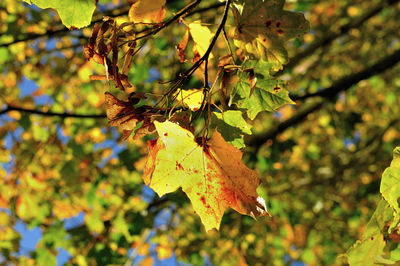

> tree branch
[0,1,224,48]
[277,0,400,75]
[0,105,106,119]
[247,48,400,148]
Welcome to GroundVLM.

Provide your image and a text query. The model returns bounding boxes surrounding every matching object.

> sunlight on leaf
[143,121,269,231]
[23,0,96,28]
[128,0,166,24]
[233,0,309,69]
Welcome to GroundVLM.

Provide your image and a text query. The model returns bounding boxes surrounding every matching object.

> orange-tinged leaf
[129,0,166,24]
[156,245,173,260]
[0,196,7,208]
[177,28,189,63]
[105,92,153,139]
[143,121,269,231]
[140,256,153,266]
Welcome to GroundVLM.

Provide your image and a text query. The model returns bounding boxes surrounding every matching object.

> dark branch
[0,105,106,119]
[0,1,224,48]
[277,0,400,75]
[247,48,400,148]
[292,48,400,100]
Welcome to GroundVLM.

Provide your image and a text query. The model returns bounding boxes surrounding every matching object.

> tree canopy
[1,0,400,265]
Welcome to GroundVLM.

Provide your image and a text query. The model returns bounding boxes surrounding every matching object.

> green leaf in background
[211,110,252,149]
[232,60,294,120]
[381,147,400,216]
[233,0,309,69]
[23,0,96,28]
[347,199,394,266]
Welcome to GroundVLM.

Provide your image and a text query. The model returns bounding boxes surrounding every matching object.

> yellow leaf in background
[87,91,104,107]
[7,110,21,120]
[156,245,173,260]
[53,200,81,219]
[78,64,92,82]
[140,256,153,266]
[89,127,105,143]
[129,0,166,24]
[174,89,204,111]
[156,235,173,259]
[188,21,214,58]
[138,243,150,256]
[16,194,39,220]
[143,121,269,231]
[25,175,47,191]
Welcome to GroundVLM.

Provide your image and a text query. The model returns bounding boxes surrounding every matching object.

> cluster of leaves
[77,0,310,231]
[1,0,400,265]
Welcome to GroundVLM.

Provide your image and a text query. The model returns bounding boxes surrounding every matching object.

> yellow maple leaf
[143,121,269,231]
[174,89,204,111]
[129,0,166,24]
[188,21,214,59]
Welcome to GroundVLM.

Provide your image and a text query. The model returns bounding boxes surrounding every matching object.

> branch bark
[0,2,224,48]
[276,0,400,75]
[247,48,400,148]
[0,105,106,119]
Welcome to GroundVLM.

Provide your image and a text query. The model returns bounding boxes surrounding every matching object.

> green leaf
[231,60,294,120]
[233,0,309,69]
[211,110,252,149]
[347,199,394,266]
[23,0,96,29]
[381,147,400,216]
[35,248,57,266]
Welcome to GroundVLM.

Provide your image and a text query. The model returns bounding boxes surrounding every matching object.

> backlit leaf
[23,0,96,29]
[211,110,252,149]
[347,200,394,266]
[380,147,400,216]
[128,0,166,24]
[188,21,214,59]
[174,89,204,111]
[232,60,294,119]
[143,121,269,231]
[233,0,309,69]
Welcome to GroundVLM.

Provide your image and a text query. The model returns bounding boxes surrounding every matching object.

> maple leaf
[143,121,269,231]
[23,0,96,29]
[233,0,309,69]
[231,59,294,119]
[211,110,252,149]
[129,0,166,24]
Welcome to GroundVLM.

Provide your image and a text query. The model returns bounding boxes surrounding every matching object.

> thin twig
[0,105,106,119]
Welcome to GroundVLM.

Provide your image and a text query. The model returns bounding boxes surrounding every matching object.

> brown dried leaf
[177,28,189,63]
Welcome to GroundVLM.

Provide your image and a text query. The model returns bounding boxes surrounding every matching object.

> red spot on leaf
[200,196,206,205]
[276,29,284,35]
[176,161,184,170]
[164,133,168,136]
[265,20,272,27]
[276,21,281,28]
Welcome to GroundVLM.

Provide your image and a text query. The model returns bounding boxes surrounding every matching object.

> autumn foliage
[2,0,400,265]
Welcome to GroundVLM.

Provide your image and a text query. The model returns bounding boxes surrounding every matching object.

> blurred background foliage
[0,0,400,265]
